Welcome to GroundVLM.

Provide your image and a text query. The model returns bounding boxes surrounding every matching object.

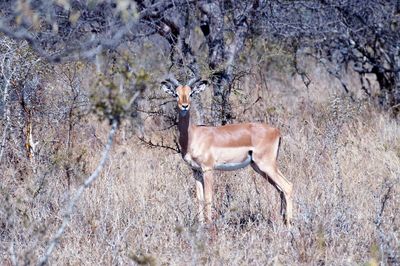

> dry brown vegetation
[1,55,399,265]
[1,1,400,264]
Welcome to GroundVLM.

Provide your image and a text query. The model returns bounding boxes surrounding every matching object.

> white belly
[214,154,252,171]
[184,146,253,171]
[212,147,253,171]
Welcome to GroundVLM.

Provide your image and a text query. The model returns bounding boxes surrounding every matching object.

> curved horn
[165,76,181,87]
[187,77,201,87]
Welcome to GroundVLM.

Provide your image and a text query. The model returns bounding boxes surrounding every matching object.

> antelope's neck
[178,111,192,156]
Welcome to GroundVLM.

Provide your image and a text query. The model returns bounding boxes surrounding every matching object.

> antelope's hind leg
[277,168,292,224]
[251,157,293,226]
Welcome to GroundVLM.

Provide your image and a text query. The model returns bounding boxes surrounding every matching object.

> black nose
[182,104,189,109]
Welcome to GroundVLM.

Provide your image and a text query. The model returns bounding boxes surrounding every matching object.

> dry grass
[1,64,399,265]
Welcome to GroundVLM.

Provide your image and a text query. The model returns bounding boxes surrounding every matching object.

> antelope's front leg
[193,170,204,223]
[203,170,214,223]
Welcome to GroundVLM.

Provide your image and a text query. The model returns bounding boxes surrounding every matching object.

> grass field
[1,62,399,265]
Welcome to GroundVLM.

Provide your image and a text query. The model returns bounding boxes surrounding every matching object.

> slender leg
[277,169,293,225]
[279,191,285,215]
[193,170,204,223]
[203,170,214,223]
[264,166,292,226]
[252,160,293,226]
[195,180,205,223]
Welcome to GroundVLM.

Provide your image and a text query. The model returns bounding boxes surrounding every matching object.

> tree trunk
[200,2,251,125]
[372,48,400,115]
[393,52,400,114]
[199,2,228,125]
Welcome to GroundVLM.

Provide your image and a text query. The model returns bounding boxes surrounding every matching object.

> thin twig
[9,242,17,266]
[0,50,15,163]
[37,119,118,266]
[137,136,180,153]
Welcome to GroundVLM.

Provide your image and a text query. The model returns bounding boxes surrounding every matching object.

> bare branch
[37,119,118,266]
[137,136,180,154]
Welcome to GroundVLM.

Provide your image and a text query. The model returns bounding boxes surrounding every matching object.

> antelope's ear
[161,81,177,97]
[191,80,209,95]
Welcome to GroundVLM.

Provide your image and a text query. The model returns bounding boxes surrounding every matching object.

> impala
[161,76,293,226]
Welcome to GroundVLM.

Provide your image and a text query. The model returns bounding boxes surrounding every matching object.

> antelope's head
[161,76,208,116]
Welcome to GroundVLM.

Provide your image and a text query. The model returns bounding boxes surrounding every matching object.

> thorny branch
[37,119,118,266]
[137,135,180,154]
[0,51,15,163]
[373,180,395,262]
[36,80,142,265]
